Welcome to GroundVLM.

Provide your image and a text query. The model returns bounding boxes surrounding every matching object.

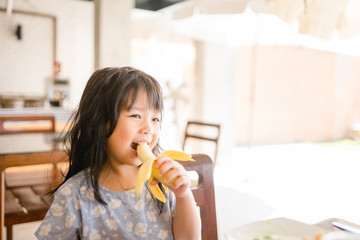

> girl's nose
[140,120,154,135]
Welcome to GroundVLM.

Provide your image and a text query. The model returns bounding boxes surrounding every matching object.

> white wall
[194,41,239,164]
[0,0,94,108]
[234,45,360,145]
[95,0,133,69]
[0,5,53,96]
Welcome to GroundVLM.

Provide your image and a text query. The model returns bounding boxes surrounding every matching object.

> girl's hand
[150,155,191,199]
[152,156,201,240]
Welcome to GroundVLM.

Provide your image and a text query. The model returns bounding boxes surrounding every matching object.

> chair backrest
[183,121,221,165]
[179,154,218,240]
[1,150,67,240]
[0,115,57,240]
[0,115,56,135]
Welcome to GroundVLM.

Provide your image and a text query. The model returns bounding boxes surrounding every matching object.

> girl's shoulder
[55,170,89,197]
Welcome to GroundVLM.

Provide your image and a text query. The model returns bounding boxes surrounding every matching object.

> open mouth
[131,142,150,150]
[131,142,139,150]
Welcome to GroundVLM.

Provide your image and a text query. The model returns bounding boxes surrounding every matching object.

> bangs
[123,79,163,113]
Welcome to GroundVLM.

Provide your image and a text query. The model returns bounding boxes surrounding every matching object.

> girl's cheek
[153,129,160,141]
[150,139,158,149]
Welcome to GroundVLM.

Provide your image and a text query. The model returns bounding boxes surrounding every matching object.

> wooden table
[0,133,67,240]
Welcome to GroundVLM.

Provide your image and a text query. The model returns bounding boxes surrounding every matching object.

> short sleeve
[35,182,82,240]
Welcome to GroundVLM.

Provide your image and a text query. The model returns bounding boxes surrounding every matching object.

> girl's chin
[131,157,142,167]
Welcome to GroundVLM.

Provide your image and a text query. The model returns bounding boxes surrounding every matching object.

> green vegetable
[254,235,282,240]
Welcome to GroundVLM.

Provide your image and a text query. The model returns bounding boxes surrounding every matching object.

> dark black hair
[52,66,164,205]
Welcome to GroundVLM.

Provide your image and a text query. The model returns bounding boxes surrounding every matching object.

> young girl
[35,67,201,239]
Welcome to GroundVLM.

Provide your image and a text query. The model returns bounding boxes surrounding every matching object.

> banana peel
[135,143,193,203]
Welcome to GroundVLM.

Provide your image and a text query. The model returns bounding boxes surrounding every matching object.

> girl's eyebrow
[128,106,159,113]
[128,106,145,111]
[129,107,161,116]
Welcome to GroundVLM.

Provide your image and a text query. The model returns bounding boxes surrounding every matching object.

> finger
[171,175,190,189]
[155,155,171,168]
[157,159,178,177]
[164,167,189,186]
[150,178,159,185]
[163,168,180,184]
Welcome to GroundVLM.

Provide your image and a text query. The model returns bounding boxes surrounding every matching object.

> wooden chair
[0,115,63,240]
[1,151,66,240]
[0,115,55,135]
[180,154,218,240]
[183,121,221,165]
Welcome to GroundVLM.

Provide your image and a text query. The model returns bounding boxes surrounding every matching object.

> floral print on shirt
[35,170,176,240]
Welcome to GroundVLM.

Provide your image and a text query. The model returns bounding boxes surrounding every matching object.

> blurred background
[1,0,360,239]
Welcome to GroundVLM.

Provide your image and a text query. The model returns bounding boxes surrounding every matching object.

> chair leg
[6,225,13,240]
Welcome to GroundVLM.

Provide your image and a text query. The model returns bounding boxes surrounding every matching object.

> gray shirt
[35,170,176,240]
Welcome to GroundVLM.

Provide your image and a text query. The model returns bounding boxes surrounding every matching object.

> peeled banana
[135,143,193,203]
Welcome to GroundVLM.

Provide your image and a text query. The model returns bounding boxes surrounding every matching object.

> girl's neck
[100,164,138,191]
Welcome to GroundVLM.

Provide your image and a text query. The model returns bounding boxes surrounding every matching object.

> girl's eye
[131,114,141,119]
[153,117,161,122]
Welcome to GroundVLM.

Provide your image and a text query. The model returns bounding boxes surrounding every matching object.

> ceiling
[84,0,186,11]
[135,0,184,11]
[135,0,186,11]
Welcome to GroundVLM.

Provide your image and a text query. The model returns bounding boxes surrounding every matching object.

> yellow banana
[135,143,193,203]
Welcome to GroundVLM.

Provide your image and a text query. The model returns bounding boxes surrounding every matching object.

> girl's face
[107,89,161,167]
